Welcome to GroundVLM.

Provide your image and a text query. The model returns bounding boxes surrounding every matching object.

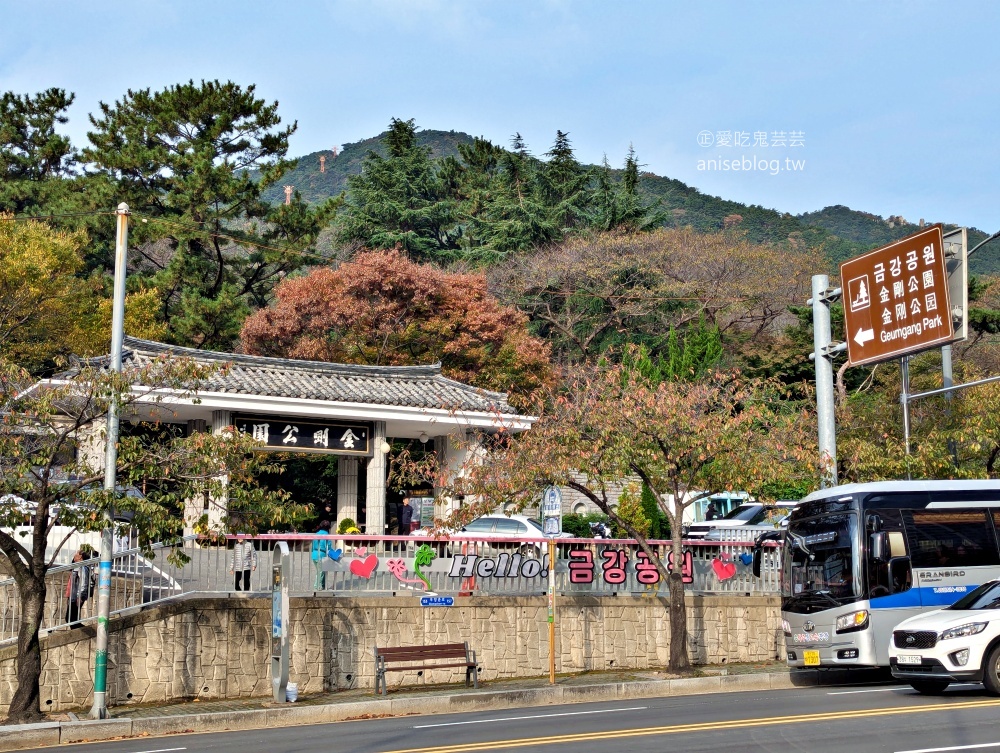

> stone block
[669,675,722,695]
[59,719,133,744]
[560,683,622,702]
[719,673,773,693]
[0,722,60,752]
[131,709,268,737]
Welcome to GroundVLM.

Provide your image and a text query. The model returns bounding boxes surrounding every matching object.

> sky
[2,0,999,231]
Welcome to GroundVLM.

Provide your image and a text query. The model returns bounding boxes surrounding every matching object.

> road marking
[896,743,1000,753]
[128,748,187,753]
[829,683,981,695]
[381,698,1000,753]
[413,706,648,729]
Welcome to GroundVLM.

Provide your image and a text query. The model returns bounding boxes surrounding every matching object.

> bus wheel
[909,680,950,695]
[983,645,1000,694]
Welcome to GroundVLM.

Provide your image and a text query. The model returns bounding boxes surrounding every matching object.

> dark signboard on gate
[840,225,954,367]
[233,414,373,456]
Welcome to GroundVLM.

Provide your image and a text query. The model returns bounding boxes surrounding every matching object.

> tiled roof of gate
[67,337,518,415]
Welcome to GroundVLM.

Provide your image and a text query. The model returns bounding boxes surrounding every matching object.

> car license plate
[804,650,820,666]
[897,655,922,665]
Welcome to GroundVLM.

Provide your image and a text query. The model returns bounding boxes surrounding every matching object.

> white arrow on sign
[854,327,874,346]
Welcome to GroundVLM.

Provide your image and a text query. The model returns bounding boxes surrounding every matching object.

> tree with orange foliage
[454,360,817,671]
[240,249,553,403]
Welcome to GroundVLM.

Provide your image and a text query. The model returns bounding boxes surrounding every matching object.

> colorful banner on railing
[320,542,761,592]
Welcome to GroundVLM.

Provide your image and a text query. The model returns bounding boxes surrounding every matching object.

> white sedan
[889,579,1000,694]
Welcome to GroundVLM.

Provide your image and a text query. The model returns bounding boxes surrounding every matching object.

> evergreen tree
[466,133,558,258]
[623,315,723,384]
[640,482,663,539]
[0,89,77,217]
[338,118,459,261]
[593,146,667,233]
[83,80,332,350]
[538,130,591,230]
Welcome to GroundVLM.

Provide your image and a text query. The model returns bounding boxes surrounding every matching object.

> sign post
[541,486,562,537]
[840,225,954,367]
[271,542,290,702]
[542,484,560,683]
[548,537,556,685]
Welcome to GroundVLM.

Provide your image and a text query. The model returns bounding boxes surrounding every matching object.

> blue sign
[420,596,455,607]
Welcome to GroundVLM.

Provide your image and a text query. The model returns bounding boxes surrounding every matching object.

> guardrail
[0,534,781,646]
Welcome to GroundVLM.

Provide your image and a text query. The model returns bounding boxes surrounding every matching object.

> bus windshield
[784,511,860,611]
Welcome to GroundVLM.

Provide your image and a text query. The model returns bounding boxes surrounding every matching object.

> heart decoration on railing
[349,554,379,579]
[738,553,753,566]
[711,556,737,581]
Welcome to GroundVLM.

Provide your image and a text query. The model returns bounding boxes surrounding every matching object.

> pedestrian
[229,533,257,591]
[65,545,94,628]
[705,501,720,521]
[312,520,331,590]
[399,496,414,536]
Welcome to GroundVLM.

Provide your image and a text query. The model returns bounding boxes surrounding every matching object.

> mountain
[261,130,475,205]
[268,128,1000,274]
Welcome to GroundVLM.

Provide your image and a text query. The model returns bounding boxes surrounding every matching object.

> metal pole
[90,203,129,719]
[901,356,912,479]
[548,538,556,684]
[811,275,838,488]
[941,344,958,464]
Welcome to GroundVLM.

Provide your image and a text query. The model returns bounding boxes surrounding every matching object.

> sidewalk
[0,662,880,751]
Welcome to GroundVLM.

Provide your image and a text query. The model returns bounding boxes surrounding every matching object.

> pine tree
[538,130,591,230]
[592,146,667,233]
[338,118,459,261]
[0,89,77,216]
[84,80,332,350]
[466,133,558,258]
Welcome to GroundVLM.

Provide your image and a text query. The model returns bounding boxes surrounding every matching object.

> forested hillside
[269,128,999,273]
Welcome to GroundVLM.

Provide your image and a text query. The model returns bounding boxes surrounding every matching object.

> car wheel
[983,644,1000,694]
[909,680,950,695]
[518,545,540,559]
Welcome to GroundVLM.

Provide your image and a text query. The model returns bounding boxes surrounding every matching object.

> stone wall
[0,593,781,713]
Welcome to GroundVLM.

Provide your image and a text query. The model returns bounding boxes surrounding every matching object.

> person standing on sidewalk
[65,546,94,627]
[229,534,257,591]
[312,520,331,590]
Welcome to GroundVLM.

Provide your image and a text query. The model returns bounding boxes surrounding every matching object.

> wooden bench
[373,642,479,696]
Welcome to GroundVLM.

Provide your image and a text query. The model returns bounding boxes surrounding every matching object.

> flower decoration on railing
[386,544,436,591]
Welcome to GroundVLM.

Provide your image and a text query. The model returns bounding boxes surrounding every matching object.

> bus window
[866,509,910,597]
[905,510,1000,568]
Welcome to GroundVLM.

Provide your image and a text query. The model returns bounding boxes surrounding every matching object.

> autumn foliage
[240,249,554,401]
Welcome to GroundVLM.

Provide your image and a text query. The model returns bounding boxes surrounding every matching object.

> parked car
[411,513,571,557]
[703,504,796,541]
[683,502,791,540]
[889,578,1000,695]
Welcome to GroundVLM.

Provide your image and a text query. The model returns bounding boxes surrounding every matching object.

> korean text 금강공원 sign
[233,414,374,456]
[840,225,954,367]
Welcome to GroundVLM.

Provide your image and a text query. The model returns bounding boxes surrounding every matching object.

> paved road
[52,681,1000,753]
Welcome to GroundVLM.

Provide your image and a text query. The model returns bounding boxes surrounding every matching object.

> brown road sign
[840,225,954,367]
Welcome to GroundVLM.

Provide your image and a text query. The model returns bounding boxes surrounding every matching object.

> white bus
[754,480,1000,670]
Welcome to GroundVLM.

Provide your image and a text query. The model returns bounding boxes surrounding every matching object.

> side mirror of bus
[751,546,762,578]
[870,532,887,562]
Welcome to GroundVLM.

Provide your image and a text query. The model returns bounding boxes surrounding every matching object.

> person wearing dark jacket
[399,497,414,535]
[65,546,94,628]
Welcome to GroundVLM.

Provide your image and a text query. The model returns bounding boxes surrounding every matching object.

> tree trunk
[6,578,46,724]
[668,532,690,671]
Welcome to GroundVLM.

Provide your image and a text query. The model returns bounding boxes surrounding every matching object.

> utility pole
[810,275,844,488]
[90,203,129,719]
